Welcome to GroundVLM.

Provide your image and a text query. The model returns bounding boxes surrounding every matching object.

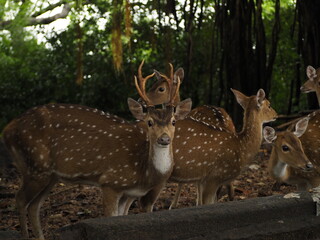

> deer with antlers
[2,61,192,239]
[137,85,278,207]
[144,67,236,207]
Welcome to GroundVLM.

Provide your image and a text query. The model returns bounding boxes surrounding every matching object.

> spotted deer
[268,66,320,191]
[264,118,314,190]
[144,67,235,208]
[171,89,277,204]
[281,116,320,191]
[268,65,320,191]
[139,88,277,208]
[301,65,320,107]
[2,62,192,239]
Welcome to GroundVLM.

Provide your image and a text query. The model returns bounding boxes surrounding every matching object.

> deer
[143,67,235,208]
[137,87,278,208]
[268,65,320,191]
[301,65,320,107]
[168,88,277,205]
[2,61,192,240]
[264,117,314,190]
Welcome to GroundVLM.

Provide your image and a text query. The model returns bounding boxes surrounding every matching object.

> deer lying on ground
[264,118,314,189]
[269,65,320,191]
[267,65,320,190]
[144,67,235,208]
[2,61,192,240]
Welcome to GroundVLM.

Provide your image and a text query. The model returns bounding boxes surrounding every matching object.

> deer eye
[158,87,165,92]
[147,120,153,127]
[282,145,290,152]
[172,119,176,126]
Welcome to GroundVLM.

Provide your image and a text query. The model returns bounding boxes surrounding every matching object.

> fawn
[2,61,192,239]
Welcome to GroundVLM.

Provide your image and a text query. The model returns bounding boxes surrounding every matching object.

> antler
[157,63,181,106]
[134,60,155,107]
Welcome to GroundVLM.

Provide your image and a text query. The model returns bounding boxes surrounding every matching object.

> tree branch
[0,3,71,30]
[31,1,68,18]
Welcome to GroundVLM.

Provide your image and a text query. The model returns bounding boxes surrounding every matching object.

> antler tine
[138,60,144,82]
[157,63,180,106]
[135,60,155,107]
[169,63,174,83]
[169,75,181,106]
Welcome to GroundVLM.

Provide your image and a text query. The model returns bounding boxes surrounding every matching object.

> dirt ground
[0,146,297,239]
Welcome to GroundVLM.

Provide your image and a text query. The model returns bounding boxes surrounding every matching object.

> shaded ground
[0,147,296,239]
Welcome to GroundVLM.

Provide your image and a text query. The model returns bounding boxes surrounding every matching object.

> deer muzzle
[157,133,171,146]
[300,86,311,93]
[304,162,314,172]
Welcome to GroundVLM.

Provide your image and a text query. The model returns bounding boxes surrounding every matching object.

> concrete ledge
[0,230,21,240]
[56,192,320,240]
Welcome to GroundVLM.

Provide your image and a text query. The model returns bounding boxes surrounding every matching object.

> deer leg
[227,183,234,201]
[16,175,54,239]
[27,176,57,240]
[101,187,121,216]
[15,183,30,238]
[201,181,219,205]
[140,183,165,212]
[118,196,135,215]
[169,183,183,209]
[119,197,135,215]
[197,182,203,205]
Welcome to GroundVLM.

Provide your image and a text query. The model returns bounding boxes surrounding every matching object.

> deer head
[128,61,192,150]
[301,65,320,106]
[231,88,277,125]
[142,64,184,106]
[301,65,320,93]
[264,117,313,173]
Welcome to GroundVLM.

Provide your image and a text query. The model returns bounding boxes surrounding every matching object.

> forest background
[0,0,320,130]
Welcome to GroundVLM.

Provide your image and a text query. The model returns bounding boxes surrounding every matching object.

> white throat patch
[152,145,172,174]
[273,160,288,179]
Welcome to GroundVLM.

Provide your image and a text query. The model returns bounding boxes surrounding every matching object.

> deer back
[2,104,152,186]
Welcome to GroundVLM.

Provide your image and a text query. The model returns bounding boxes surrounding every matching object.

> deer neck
[268,150,288,181]
[238,110,263,165]
[148,142,173,176]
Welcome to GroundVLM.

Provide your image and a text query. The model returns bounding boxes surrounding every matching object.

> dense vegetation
[1,0,320,130]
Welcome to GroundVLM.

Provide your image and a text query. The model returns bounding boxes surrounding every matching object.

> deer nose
[305,162,313,171]
[157,134,171,146]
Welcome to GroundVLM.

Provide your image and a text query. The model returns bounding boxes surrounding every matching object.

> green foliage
[0,0,313,131]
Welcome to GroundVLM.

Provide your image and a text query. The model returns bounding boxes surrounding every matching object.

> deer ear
[293,117,309,137]
[128,98,145,120]
[263,126,277,143]
[174,68,184,84]
[231,88,248,109]
[256,89,266,107]
[175,98,192,120]
[306,65,317,79]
